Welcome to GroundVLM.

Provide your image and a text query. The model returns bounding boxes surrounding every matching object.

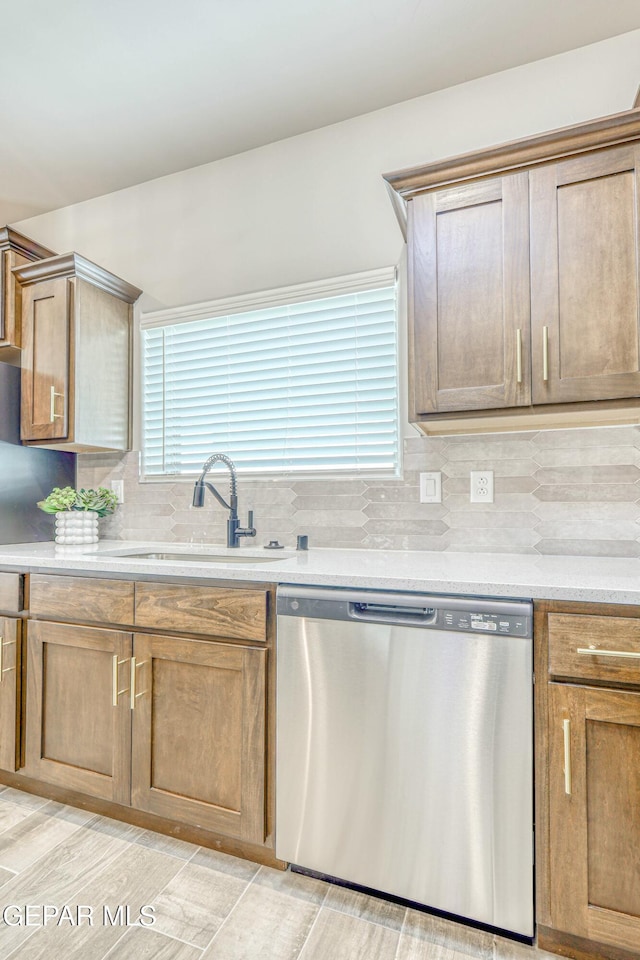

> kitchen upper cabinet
[131,633,266,843]
[530,145,640,405]
[24,620,132,804]
[0,227,55,364]
[386,103,640,434]
[15,253,141,452]
[410,174,530,416]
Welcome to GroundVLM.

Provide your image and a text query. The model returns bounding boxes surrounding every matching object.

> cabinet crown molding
[13,252,142,303]
[384,105,640,198]
[0,226,55,261]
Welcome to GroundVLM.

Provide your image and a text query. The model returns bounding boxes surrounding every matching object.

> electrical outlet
[470,470,494,503]
[419,472,442,503]
[110,480,125,504]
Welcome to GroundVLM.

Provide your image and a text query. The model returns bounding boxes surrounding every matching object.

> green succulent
[37,486,119,518]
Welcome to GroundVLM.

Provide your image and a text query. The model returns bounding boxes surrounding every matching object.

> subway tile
[444,494,539,513]
[532,446,640,467]
[535,520,639,541]
[364,485,420,503]
[446,543,540,555]
[533,425,639,448]
[533,465,640,484]
[363,519,448,536]
[294,510,366,527]
[447,512,537,529]
[534,501,640,522]
[301,527,367,544]
[445,430,538,445]
[402,452,445,471]
[443,460,538,479]
[445,529,540,550]
[535,539,640,558]
[292,496,368,511]
[443,440,536,461]
[361,535,449,551]
[291,480,367,496]
[364,502,447,520]
[533,483,640,502]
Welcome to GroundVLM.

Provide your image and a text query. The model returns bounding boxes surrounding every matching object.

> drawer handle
[516,328,523,384]
[50,385,64,422]
[542,326,549,382]
[576,647,640,659]
[112,655,130,707]
[563,719,572,796]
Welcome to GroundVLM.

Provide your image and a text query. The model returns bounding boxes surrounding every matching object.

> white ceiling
[1,0,639,224]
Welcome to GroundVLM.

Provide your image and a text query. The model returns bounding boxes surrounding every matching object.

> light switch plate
[420,472,442,503]
[110,480,125,504]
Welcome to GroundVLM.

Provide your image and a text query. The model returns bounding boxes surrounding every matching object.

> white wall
[14,30,640,310]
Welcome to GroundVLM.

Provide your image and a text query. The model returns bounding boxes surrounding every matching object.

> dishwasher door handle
[348,601,437,627]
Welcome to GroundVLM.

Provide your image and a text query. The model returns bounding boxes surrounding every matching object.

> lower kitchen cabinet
[130,633,266,843]
[548,682,640,951]
[24,620,132,804]
[0,618,21,772]
[537,601,640,960]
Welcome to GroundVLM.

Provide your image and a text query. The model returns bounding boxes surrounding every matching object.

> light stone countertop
[0,539,639,604]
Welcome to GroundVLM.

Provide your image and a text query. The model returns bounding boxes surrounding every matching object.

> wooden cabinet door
[131,634,266,843]
[409,172,530,415]
[25,621,132,803]
[530,145,640,404]
[0,618,21,772]
[20,276,71,441]
[548,682,640,951]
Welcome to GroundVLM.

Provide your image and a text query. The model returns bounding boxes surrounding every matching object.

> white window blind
[141,276,398,478]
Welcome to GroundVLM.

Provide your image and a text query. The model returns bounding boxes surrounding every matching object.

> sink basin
[101,550,290,564]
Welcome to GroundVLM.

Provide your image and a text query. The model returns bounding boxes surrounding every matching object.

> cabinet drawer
[0,573,23,614]
[29,574,134,626]
[134,583,268,641]
[548,612,640,684]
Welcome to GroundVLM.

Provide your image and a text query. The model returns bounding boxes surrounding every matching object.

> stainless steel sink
[103,550,289,564]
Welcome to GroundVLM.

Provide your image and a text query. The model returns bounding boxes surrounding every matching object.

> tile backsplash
[76,425,640,557]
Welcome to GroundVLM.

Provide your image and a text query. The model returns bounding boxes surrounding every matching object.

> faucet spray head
[192,481,206,507]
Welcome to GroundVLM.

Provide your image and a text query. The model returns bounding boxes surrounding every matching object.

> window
[140,269,398,478]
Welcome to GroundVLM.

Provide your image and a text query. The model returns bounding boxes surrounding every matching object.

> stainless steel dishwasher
[276,585,534,937]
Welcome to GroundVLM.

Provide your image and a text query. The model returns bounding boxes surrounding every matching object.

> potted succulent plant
[37,486,118,544]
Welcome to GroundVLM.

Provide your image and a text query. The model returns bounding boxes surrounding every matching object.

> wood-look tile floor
[0,788,555,960]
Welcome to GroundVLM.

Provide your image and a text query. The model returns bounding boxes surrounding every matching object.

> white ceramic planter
[54,511,99,544]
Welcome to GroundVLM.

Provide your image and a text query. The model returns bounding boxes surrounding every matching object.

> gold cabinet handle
[50,385,64,422]
[516,328,523,384]
[542,326,549,382]
[563,719,572,795]
[130,657,148,709]
[577,647,640,659]
[112,655,129,706]
[0,634,16,683]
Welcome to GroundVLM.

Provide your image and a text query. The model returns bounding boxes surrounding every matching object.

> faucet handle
[247,510,254,530]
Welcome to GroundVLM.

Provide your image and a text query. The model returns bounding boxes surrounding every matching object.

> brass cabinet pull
[516,329,523,384]
[112,655,129,706]
[577,647,640,659]
[50,385,64,422]
[563,718,572,796]
[0,634,16,683]
[130,657,148,709]
[542,326,549,382]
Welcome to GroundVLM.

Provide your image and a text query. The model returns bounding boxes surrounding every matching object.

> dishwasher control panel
[441,609,530,636]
